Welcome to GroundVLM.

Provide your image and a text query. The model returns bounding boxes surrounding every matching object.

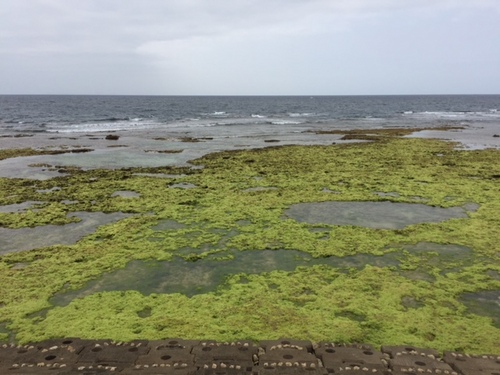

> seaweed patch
[0,138,499,353]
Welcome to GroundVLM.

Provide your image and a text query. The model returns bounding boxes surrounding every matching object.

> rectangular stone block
[192,341,258,363]
[443,352,500,373]
[316,346,388,372]
[136,346,194,366]
[0,364,68,374]
[325,370,389,375]
[151,339,200,350]
[77,342,149,365]
[260,339,312,352]
[0,344,79,369]
[381,345,440,359]
[389,354,454,372]
[258,367,324,375]
[319,343,374,351]
[32,338,89,355]
[449,370,500,375]
[121,364,197,374]
[259,348,320,369]
[196,364,257,375]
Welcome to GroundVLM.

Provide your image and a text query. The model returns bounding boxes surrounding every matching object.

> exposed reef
[0,137,499,353]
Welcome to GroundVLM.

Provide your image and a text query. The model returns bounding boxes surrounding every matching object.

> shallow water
[150,219,187,231]
[460,290,500,328]
[49,249,401,305]
[285,201,470,229]
[0,129,347,180]
[0,211,132,254]
[0,201,43,213]
[169,183,197,189]
[400,242,473,259]
[393,242,474,280]
[111,190,141,198]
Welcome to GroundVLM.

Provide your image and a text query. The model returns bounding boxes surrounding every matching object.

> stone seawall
[1,338,499,374]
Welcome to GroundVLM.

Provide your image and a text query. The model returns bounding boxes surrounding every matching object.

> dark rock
[70,148,93,153]
[105,134,120,140]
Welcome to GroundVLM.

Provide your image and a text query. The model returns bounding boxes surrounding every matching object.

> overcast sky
[1,0,499,95]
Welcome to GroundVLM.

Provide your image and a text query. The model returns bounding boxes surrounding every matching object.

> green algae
[0,137,499,353]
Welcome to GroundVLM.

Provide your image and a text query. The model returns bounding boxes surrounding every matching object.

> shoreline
[0,123,499,180]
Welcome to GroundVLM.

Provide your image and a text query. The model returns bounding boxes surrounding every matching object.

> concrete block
[32,338,90,355]
[193,342,257,363]
[260,340,312,352]
[389,354,455,373]
[325,370,389,375]
[381,345,440,359]
[316,346,388,372]
[258,367,324,375]
[319,343,374,351]
[0,343,79,370]
[0,367,65,374]
[77,342,149,365]
[151,339,200,350]
[196,364,256,375]
[443,352,500,374]
[60,364,125,374]
[136,345,194,366]
[197,361,255,373]
[259,348,320,369]
[122,364,197,374]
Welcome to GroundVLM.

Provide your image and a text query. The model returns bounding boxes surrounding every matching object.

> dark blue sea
[1,95,499,134]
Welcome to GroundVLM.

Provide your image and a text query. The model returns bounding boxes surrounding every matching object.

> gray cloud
[1,0,499,94]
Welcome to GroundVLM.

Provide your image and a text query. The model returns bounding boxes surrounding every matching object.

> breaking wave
[45,118,161,133]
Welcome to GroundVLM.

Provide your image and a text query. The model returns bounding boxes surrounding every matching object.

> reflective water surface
[285,201,471,229]
[50,249,402,305]
[461,290,500,328]
[0,211,132,254]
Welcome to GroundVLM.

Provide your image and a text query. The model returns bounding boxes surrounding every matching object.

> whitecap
[270,120,302,125]
[288,112,314,117]
[46,119,161,133]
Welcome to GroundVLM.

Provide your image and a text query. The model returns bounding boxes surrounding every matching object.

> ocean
[1,95,499,134]
[1,95,499,178]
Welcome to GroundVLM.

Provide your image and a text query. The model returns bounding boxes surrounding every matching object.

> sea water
[1,95,499,136]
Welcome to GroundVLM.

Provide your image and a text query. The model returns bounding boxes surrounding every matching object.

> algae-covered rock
[0,138,499,353]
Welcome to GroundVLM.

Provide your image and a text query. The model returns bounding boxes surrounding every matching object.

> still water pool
[285,201,471,229]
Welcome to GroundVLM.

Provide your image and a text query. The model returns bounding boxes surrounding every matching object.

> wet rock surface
[0,339,498,374]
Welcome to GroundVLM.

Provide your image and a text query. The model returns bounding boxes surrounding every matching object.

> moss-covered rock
[0,138,499,353]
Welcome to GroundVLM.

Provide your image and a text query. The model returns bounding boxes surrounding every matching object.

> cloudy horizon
[1,0,499,96]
